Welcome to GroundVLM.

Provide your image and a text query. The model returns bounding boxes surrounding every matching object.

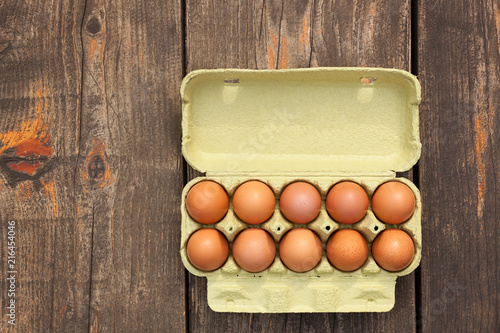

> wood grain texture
[418,0,499,331]
[0,0,185,331]
[78,0,185,332]
[7,0,499,330]
[0,0,88,332]
[185,1,416,332]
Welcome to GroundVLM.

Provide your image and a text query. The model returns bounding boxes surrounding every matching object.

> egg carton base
[206,275,397,313]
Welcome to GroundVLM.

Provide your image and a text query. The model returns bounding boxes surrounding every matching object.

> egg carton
[180,176,421,312]
[179,68,422,312]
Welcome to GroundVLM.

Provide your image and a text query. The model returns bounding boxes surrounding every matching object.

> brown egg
[233,181,275,224]
[232,228,276,272]
[187,228,229,271]
[279,182,321,224]
[326,229,368,271]
[371,181,416,224]
[326,181,369,224]
[279,228,323,272]
[372,229,415,272]
[186,180,229,224]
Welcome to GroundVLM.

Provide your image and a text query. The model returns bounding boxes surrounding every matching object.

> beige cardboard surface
[180,68,422,312]
[181,68,421,176]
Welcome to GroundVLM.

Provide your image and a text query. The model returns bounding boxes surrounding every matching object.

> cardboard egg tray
[180,68,422,312]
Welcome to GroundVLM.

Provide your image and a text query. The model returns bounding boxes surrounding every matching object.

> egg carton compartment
[180,176,421,279]
[180,175,421,312]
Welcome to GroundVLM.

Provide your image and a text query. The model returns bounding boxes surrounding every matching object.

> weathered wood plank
[0,0,186,331]
[78,0,185,332]
[0,0,88,331]
[185,0,415,331]
[418,0,499,331]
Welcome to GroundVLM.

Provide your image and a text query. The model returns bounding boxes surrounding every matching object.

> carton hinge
[205,170,397,178]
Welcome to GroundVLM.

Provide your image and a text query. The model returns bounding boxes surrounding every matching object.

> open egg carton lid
[181,67,421,177]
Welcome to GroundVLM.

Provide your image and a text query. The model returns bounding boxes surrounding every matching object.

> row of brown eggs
[186,227,415,273]
[186,180,416,225]
[185,179,417,275]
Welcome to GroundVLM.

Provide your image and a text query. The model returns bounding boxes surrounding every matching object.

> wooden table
[0,0,498,332]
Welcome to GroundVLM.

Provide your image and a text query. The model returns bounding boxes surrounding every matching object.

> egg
[233,180,275,224]
[326,229,368,271]
[371,181,415,224]
[232,228,276,272]
[187,228,229,271]
[326,181,369,224]
[279,182,321,224]
[372,229,415,272]
[186,180,229,224]
[279,228,323,272]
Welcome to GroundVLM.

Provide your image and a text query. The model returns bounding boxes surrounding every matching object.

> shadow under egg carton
[180,176,421,279]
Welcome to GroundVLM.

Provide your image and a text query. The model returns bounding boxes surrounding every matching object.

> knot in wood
[86,17,101,35]
[88,155,105,179]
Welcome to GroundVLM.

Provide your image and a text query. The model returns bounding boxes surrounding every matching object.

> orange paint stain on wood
[0,121,51,156]
[299,11,310,51]
[0,86,50,155]
[89,38,97,61]
[0,86,53,176]
[14,187,23,208]
[474,113,487,217]
[368,2,377,40]
[60,305,67,318]
[81,139,113,189]
[268,30,278,69]
[267,46,275,69]
[271,30,278,49]
[279,36,288,69]
[0,118,52,176]
[14,138,53,157]
[9,161,42,176]
[41,179,58,217]
[6,136,53,176]
[24,183,32,198]
[34,86,49,115]
[18,182,33,199]
[0,85,50,180]
[369,2,377,15]
[494,1,500,55]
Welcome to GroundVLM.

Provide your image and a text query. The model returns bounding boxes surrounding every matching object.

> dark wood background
[0,0,498,332]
